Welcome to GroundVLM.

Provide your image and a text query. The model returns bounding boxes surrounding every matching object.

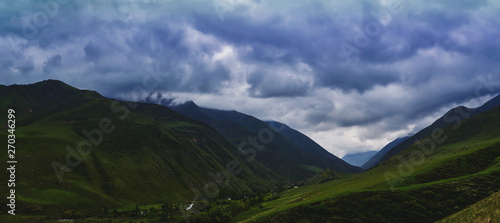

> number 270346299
[7,109,15,159]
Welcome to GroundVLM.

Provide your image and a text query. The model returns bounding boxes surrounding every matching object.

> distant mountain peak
[361,136,410,169]
[342,150,378,167]
[182,100,199,107]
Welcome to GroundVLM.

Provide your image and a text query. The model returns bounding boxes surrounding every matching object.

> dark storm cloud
[42,54,62,75]
[83,41,102,62]
[46,54,62,67]
[18,59,35,73]
[357,10,472,64]
[247,67,313,98]
[1,1,497,96]
[315,63,401,93]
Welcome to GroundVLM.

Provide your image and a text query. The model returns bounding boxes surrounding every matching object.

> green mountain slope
[233,100,500,223]
[0,80,281,217]
[170,102,361,181]
[436,190,500,223]
[368,94,500,169]
[265,121,358,173]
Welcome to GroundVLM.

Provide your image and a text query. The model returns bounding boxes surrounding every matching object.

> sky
[1,0,500,157]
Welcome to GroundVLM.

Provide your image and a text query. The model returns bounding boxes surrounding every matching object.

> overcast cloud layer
[1,0,500,156]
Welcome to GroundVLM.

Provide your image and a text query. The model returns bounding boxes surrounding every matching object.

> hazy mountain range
[341,151,378,167]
